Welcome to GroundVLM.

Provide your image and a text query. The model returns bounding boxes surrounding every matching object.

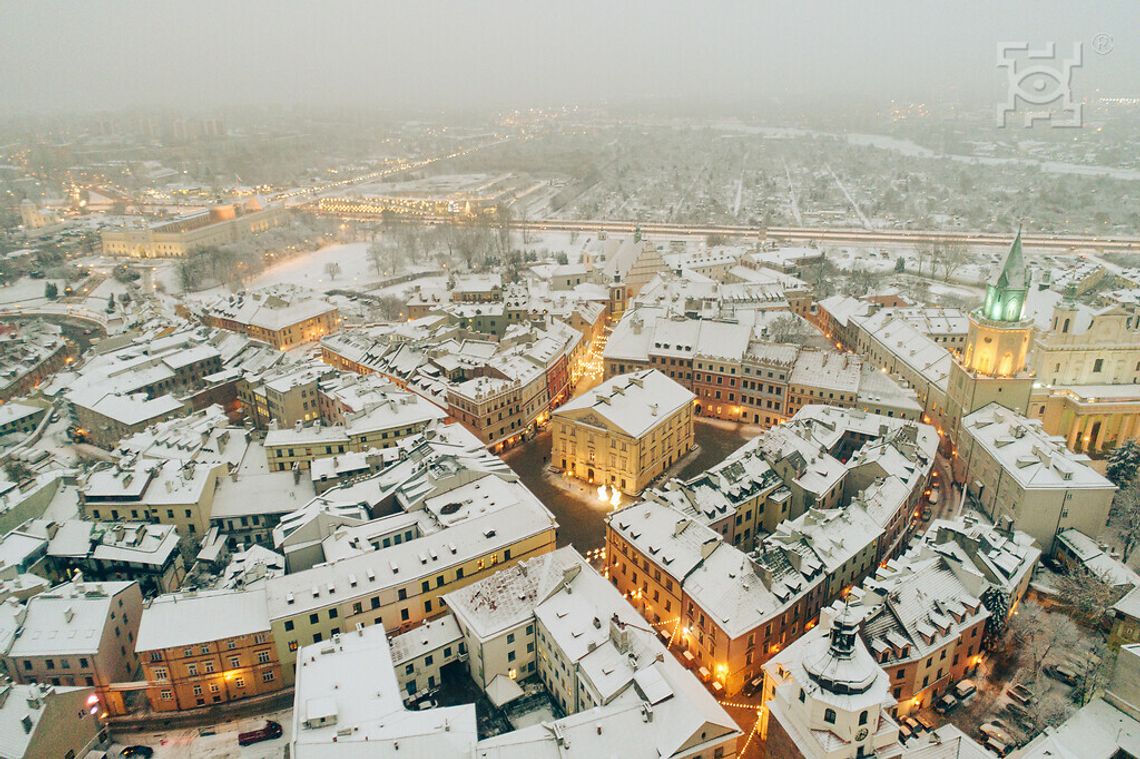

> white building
[957,403,1116,553]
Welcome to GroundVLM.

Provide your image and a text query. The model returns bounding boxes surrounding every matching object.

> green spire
[982,228,1028,322]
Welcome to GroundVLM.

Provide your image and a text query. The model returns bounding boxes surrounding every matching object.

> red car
[238,720,283,746]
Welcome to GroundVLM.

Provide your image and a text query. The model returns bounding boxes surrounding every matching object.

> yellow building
[946,231,1036,448]
[264,473,558,681]
[1110,586,1140,649]
[1027,295,1140,453]
[551,369,695,495]
[135,589,284,712]
[101,200,286,258]
[202,288,340,351]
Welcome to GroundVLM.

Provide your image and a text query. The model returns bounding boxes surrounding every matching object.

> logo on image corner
[996,41,1083,128]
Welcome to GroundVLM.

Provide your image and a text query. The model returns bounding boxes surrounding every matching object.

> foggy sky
[1,1,1136,114]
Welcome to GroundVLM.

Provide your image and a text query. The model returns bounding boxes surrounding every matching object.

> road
[311,210,1140,251]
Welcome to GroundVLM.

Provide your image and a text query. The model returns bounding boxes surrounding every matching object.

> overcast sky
[1,1,1136,114]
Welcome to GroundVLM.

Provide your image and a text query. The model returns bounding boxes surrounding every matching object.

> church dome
[803,605,879,695]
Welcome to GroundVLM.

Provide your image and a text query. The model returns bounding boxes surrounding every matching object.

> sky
[1,1,1136,114]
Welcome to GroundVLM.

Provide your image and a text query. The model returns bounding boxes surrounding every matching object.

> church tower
[945,230,1036,448]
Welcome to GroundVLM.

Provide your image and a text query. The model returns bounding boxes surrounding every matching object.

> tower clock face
[856,727,869,741]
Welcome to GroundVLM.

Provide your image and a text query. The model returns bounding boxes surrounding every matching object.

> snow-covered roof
[136,588,270,651]
[290,624,477,759]
[554,369,695,438]
[9,580,137,657]
[962,403,1116,491]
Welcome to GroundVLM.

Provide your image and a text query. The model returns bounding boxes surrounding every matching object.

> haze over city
[3,1,1138,111]
[0,4,1138,759]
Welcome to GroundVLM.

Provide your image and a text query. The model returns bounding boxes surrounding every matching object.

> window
[799,689,806,703]
[230,656,241,668]
[234,676,245,688]
[262,671,276,683]
[160,690,173,701]
[284,620,294,632]
[258,651,271,664]
[859,710,868,725]
[149,651,162,662]
[154,667,168,681]
[824,708,837,724]
[187,663,198,676]
[1094,358,1104,373]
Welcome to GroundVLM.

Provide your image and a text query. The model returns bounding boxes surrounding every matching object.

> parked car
[915,713,935,731]
[1046,663,1081,686]
[415,697,439,711]
[899,722,914,741]
[119,749,154,759]
[935,694,959,714]
[954,679,977,700]
[928,486,941,505]
[744,676,764,697]
[980,722,1014,745]
[238,721,283,746]
[985,736,1012,756]
[1007,683,1036,706]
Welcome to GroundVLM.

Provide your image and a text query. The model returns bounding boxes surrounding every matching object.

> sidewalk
[107,689,294,734]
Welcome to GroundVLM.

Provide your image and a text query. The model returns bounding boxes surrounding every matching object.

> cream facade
[101,201,286,259]
[552,369,695,495]
[957,403,1116,553]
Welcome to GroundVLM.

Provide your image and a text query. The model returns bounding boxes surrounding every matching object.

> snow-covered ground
[110,708,292,759]
[0,276,65,307]
[245,242,378,290]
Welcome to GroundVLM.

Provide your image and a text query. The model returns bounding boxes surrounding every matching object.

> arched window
[1063,318,1070,333]
[859,710,869,725]
[799,689,806,703]
[824,708,837,724]
[998,352,1013,377]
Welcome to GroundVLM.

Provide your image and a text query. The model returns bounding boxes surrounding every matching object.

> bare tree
[372,294,406,321]
[493,202,512,256]
[1072,642,1114,706]
[939,240,970,281]
[1006,601,1081,678]
[765,314,814,344]
[367,241,386,277]
[1108,480,1140,561]
[1055,567,1121,627]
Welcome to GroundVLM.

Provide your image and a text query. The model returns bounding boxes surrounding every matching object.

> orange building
[134,589,283,712]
